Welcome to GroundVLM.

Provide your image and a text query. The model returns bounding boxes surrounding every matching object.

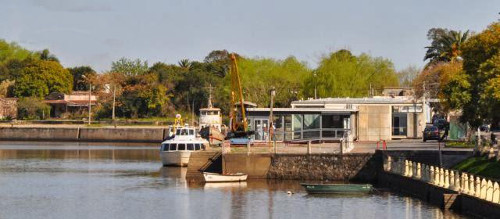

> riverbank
[0,125,168,143]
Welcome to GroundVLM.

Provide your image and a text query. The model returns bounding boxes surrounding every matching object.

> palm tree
[178,59,191,70]
[424,30,470,67]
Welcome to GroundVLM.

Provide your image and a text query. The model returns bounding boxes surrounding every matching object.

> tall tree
[460,22,500,128]
[424,28,470,66]
[111,58,149,77]
[12,59,73,98]
[68,66,96,91]
[37,49,59,62]
[396,65,420,87]
[304,50,399,98]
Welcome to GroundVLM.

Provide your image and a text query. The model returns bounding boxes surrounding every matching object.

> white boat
[160,125,208,167]
[203,172,248,182]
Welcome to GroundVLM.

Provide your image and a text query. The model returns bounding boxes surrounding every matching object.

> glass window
[189,129,194,135]
[176,129,181,135]
[162,144,169,151]
[169,144,177,151]
[178,144,186,150]
[187,144,194,150]
[180,129,188,135]
[195,144,201,150]
[303,114,320,130]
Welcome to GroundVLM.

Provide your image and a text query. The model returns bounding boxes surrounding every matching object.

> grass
[445,141,475,148]
[453,156,500,180]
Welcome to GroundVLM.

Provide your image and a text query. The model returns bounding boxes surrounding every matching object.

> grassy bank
[453,156,500,180]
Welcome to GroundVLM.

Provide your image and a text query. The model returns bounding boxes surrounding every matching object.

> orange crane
[227,53,253,139]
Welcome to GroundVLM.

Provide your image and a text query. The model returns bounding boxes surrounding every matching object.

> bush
[17,97,50,120]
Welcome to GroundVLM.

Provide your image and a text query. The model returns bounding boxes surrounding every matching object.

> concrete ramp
[186,151,222,180]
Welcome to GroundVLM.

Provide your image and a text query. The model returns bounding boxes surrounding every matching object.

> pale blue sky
[1,0,499,72]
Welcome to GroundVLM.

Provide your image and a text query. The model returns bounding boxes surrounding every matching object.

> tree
[17,97,51,120]
[117,73,170,118]
[111,58,149,77]
[68,66,96,91]
[460,22,500,128]
[37,49,59,62]
[304,50,399,98]
[177,59,191,70]
[12,59,73,98]
[413,61,470,114]
[424,28,470,67]
[0,39,36,81]
[396,65,420,87]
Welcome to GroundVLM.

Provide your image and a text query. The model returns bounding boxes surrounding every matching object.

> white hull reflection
[160,151,191,167]
[204,181,247,189]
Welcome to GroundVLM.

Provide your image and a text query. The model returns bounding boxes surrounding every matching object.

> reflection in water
[0,143,468,219]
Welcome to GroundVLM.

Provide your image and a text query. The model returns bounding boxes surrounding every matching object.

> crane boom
[229,53,248,132]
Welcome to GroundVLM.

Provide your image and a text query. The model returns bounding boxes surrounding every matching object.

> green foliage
[305,50,399,98]
[111,57,149,77]
[236,56,310,107]
[12,59,73,98]
[0,39,37,81]
[68,66,96,91]
[460,22,500,128]
[116,73,170,118]
[36,49,59,62]
[424,28,470,66]
[17,97,51,120]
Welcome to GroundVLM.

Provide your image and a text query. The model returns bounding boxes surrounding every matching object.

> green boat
[301,183,373,194]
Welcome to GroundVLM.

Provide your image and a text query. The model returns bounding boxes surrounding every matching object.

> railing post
[439,168,445,187]
[468,175,475,196]
[487,180,494,201]
[493,182,500,204]
[430,166,435,184]
[416,163,422,180]
[475,177,481,198]
[444,170,450,188]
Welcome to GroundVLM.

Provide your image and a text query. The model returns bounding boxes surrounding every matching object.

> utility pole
[269,87,276,144]
[422,82,426,125]
[112,85,116,120]
[88,82,92,125]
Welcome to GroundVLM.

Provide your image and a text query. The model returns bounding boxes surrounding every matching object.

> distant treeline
[0,41,403,120]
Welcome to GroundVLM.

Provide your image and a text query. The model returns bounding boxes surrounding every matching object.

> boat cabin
[161,143,205,152]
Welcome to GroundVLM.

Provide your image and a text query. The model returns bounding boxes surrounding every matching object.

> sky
[1,0,499,72]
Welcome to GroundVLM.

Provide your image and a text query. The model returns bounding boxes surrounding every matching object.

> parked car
[423,126,440,142]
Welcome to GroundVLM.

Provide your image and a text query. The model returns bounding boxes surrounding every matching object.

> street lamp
[269,87,276,152]
[313,71,317,99]
[82,75,92,125]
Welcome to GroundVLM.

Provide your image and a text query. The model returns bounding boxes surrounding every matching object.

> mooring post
[307,141,311,155]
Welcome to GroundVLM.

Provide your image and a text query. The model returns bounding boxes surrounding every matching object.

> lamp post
[313,71,317,99]
[269,87,276,152]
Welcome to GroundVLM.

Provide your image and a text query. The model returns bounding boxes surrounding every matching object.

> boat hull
[203,172,248,182]
[160,151,192,167]
[301,184,373,194]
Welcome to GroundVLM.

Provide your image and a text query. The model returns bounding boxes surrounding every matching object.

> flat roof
[247,108,358,112]
[292,97,422,105]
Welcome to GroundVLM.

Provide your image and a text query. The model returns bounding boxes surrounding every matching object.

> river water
[0,141,467,219]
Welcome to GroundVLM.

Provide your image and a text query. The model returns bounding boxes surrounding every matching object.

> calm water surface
[0,141,467,219]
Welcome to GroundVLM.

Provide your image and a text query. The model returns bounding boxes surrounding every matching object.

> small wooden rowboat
[203,172,248,183]
[301,183,373,194]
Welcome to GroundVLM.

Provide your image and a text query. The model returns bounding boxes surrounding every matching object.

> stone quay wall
[0,127,167,143]
[266,153,381,182]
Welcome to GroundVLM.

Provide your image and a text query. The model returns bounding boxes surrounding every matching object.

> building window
[303,114,320,139]
[392,112,408,136]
